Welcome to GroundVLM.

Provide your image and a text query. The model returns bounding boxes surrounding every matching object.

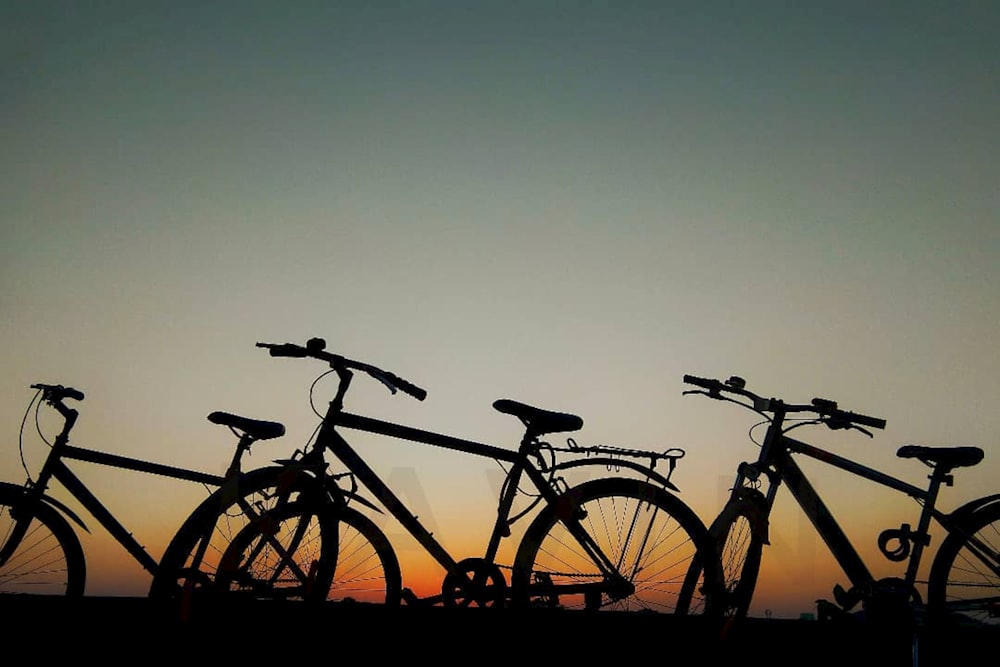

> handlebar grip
[256,342,308,358]
[812,398,886,430]
[683,374,719,390]
[391,375,427,401]
[64,387,85,401]
[845,411,887,430]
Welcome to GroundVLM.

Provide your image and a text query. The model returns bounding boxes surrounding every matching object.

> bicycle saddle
[208,411,286,441]
[896,445,984,470]
[492,399,583,435]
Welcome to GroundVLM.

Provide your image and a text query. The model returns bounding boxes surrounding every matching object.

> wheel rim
[514,479,715,615]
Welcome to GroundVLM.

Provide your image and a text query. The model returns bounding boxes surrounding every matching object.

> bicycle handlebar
[682,374,886,431]
[31,383,85,402]
[256,338,428,401]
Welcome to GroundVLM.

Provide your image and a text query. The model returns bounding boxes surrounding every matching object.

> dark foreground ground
[1,595,995,665]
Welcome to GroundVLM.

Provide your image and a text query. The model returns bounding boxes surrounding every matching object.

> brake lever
[369,371,398,395]
[854,424,874,439]
[683,389,725,401]
[825,417,874,439]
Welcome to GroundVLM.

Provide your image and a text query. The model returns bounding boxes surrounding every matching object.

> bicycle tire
[510,477,722,616]
[150,466,330,606]
[695,490,767,622]
[213,498,338,603]
[327,506,402,606]
[708,492,767,621]
[217,503,402,607]
[151,467,402,609]
[0,482,86,596]
[927,500,1000,628]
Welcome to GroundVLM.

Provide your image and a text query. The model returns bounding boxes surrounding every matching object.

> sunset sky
[2,2,997,618]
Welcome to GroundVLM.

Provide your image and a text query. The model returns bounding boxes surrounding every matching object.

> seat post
[904,464,950,582]
[224,432,256,480]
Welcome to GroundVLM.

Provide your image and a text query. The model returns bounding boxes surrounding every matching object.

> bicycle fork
[0,407,77,568]
[0,502,33,568]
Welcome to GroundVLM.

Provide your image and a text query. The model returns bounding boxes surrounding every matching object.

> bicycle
[152,337,725,618]
[676,373,999,630]
[0,382,337,608]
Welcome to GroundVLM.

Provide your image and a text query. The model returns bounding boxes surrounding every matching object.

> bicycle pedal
[832,584,859,610]
[816,599,842,621]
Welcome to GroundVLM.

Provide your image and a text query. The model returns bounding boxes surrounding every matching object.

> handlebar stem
[757,402,788,464]
[330,364,354,413]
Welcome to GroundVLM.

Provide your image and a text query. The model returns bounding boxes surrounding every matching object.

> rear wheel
[927,501,1000,627]
[150,466,333,614]
[152,467,402,613]
[511,477,722,617]
[0,483,86,596]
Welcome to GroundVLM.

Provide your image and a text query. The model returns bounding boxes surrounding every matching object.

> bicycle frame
[311,364,680,601]
[744,425,953,599]
[2,388,243,579]
[681,372,1000,629]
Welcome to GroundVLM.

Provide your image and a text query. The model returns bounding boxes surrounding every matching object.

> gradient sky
[2,2,997,617]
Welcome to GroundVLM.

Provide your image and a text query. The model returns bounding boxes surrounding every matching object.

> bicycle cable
[18,389,43,482]
[493,439,558,527]
[748,416,822,446]
[748,420,768,446]
[303,420,323,451]
[308,369,338,419]
[301,368,338,454]
[781,418,826,436]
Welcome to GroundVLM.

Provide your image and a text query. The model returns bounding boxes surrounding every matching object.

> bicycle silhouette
[0,383,296,600]
[151,338,725,619]
[676,374,999,630]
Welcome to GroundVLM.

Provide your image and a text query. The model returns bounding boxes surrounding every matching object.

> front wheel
[679,490,767,624]
[214,498,339,602]
[326,506,402,606]
[0,483,86,596]
[510,477,722,617]
[151,467,402,611]
[150,466,333,610]
[927,500,1000,628]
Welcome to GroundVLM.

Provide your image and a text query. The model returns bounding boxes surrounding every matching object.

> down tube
[322,422,461,573]
[774,453,875,590]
